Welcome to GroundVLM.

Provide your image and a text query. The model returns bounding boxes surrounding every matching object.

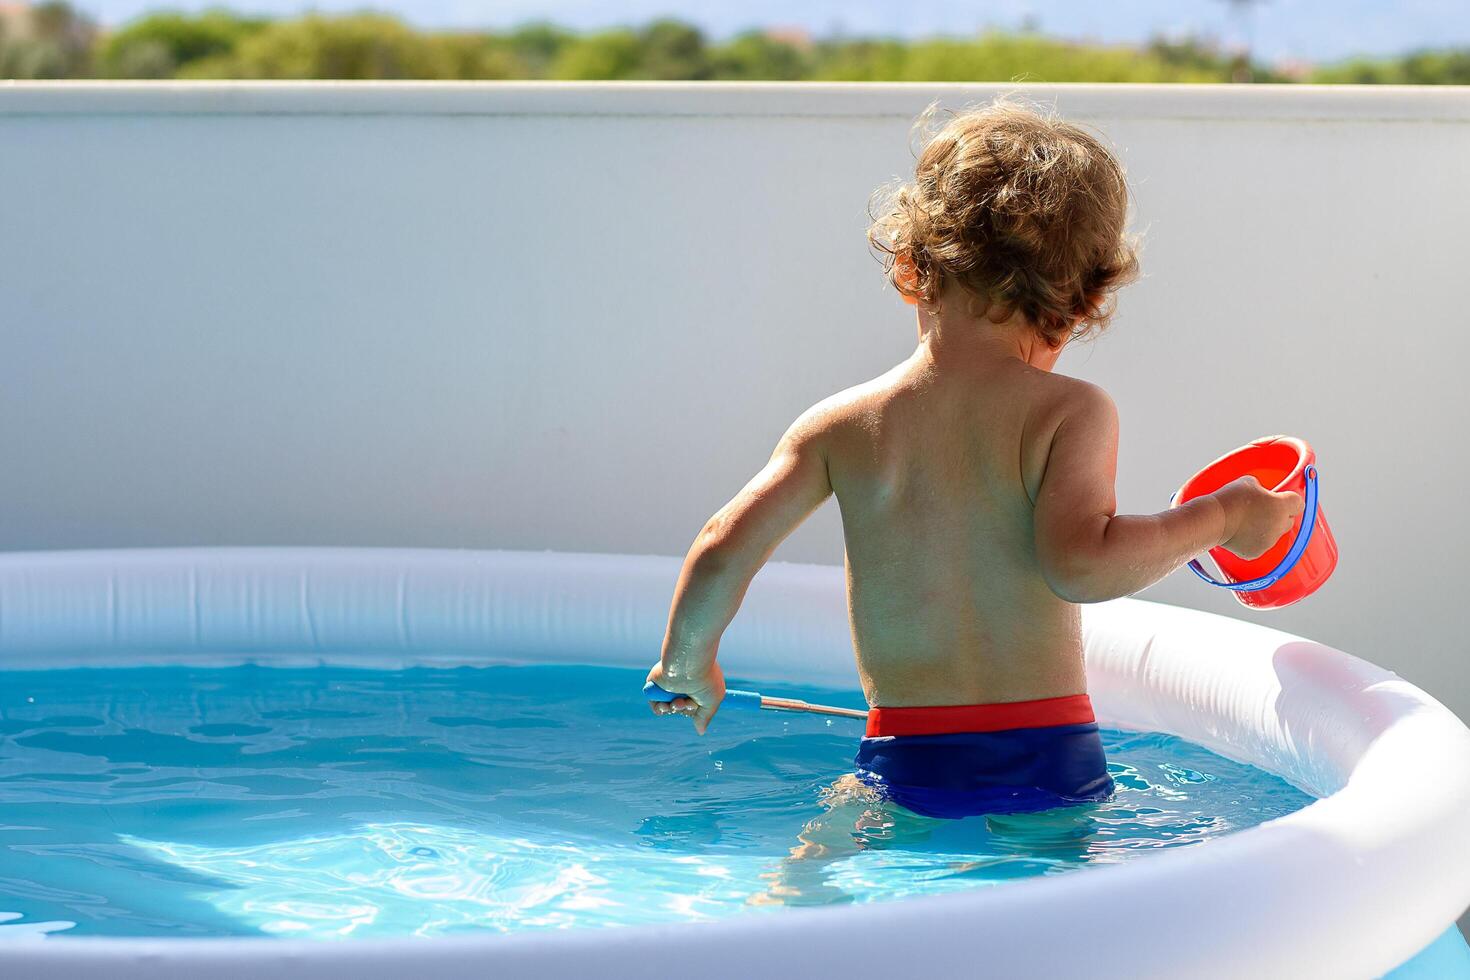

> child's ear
[895,252,920,306]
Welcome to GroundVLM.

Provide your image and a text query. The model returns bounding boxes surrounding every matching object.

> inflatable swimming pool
[0,548,1467,979]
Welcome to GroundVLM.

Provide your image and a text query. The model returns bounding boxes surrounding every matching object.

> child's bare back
[814,321,1092,708]
[646,100,1300,817]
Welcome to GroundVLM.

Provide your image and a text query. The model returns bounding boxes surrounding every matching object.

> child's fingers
[691,699,720,736]
[647,692,714,729]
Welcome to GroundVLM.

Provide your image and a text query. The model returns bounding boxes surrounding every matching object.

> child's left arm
[647,408,834,734]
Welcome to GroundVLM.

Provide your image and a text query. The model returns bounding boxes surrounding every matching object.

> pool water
[0,664,1313,939]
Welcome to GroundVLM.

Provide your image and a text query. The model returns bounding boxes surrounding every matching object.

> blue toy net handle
[1182,465,1319,593]
[643,680,762,711]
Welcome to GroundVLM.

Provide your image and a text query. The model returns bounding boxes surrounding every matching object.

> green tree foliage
[550,27,640,80]
[99,9,265,78]
[1311,49,1470,85]
[1,5,1466,85]
[551,19,713,80]
[636,19,712,79]
[0,1,96,78]
[709,32,812,81]
[810,32,1233,83]
[504,22,573,76]
[179,13,520,79]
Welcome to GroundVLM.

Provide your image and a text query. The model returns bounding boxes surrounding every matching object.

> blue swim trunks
[854,695,1114,818]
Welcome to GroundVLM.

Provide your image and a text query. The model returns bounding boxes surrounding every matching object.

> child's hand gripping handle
[643,681,763,711]
[1186,465,1319,593]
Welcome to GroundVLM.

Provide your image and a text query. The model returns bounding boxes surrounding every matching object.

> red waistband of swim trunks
[864,694,1097,738]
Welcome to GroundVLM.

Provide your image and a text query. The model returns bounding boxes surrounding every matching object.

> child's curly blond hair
[870,100,1140,347]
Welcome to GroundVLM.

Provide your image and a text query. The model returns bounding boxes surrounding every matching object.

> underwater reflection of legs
[961,803,1102,873]
[749,775,944,907]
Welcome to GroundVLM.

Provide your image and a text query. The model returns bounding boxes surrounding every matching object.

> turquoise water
[0,664,1313,939]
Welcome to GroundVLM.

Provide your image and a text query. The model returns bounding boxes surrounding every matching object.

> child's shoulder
[790,363,911,435]
[1011,362,1111,426]
[1030,370,1116,422]
[767,366,915,472]
[1015,369,1119,494]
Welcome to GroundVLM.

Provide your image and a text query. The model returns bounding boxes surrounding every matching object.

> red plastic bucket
[1174,436,1338,610]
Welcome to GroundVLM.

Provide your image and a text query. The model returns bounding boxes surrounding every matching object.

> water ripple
[0,664,1313,938]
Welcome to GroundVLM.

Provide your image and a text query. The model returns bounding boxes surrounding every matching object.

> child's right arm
[646,406,835,733]
[1033,384,1303,603]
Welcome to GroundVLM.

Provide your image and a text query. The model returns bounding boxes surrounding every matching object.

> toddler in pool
[646,101,1302,817]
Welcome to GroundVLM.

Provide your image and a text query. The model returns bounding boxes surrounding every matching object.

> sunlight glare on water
[0,664,1313,939]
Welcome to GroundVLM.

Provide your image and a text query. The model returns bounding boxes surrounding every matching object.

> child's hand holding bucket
[1173,436,1339,609]
[1214,476,1305,561]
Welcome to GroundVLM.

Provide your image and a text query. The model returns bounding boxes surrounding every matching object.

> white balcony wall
[2,82,1468,728]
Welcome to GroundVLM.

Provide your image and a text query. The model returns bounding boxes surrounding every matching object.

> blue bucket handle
[643,680,763,711]
[1178,464,1318,593]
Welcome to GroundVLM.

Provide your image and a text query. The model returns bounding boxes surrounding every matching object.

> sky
[72,0,1470,64]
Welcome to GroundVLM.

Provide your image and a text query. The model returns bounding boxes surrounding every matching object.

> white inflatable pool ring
[0,548,1466,979]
